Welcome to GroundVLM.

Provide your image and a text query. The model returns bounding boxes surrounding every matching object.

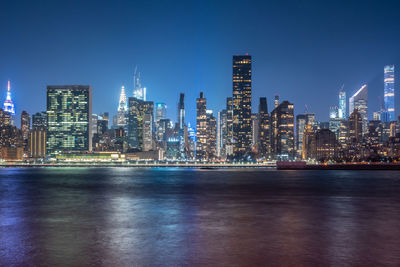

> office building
[29,128,46,158]
[117,85,128,127]
[338,90,346,119]
[349,84,368,133]
[46,85,92,154]
[383,65,395,122]
[271,101,295,160]
[196,92,208,161]
[133,67,146,101]
[32,112,47,129]
[258,97,270,158]
[127,97,153,151]
[21,110,30,141]
[232,55,252,157]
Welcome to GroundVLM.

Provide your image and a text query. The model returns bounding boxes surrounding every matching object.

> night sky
[1,0,400,127]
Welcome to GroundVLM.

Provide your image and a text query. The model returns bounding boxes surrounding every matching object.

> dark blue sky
[1,0,400,126]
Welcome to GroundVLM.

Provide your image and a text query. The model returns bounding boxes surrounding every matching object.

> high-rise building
[271,101,295,160]
[225,97,233,157]
[196,92,207,161]
[133,67,146,101]
[296,114,307,157]
[347,109,363,158]
[383,65,395,122]
[21,110,30,141]
[32,112,47,129]
[274,95,279,109]
[127,97,153,151]
[117,85,128,127]
[29,128,46,158]
[3,80,15,125]
[178,93,185,129]
[232,55,252,157]
[46,85,92,154]
[349,84,368,134]
[177,93,185,158]
[207,110,217,160]
[258,97,271,158]
[155,103,167,123]
[329,106,338,119]
[251,113,259,149]
[338,90,347,119]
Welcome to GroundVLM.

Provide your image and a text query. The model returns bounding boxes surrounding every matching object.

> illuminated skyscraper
[338,90,346,119]
[32,112,47,129]
[296,114,307,157]
[196,92,207,161]
[127,97,153,151]
[258,97,271,158]
[232,55,252,157]
[176,93,185,158]
[155,103,167,123]
[46,85,92,154]
[133,66,146,101]
[349,84,368,133]
[117,85,127,127]
[225,97,233,157]
[3,80,15,125]
[271,101,295,160]
[274,95,279,109]
[207,110,217,160]
[383,65,395,122]
[21,110,30,141]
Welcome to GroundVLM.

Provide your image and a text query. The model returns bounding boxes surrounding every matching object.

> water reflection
[0,168,400,266]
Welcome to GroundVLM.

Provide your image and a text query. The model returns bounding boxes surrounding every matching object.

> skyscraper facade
[258,97,271,158]
[196,92,207,161]
[21,110,30,141]
[133,67,146,101]
[117,85,127,127]
[338,90,346,119]
[177,93,185,158]
[383,65,395,122]
[349,84,368,133]
[3,80,15,125]
[46,85,92,154]
[127,97,153,151]
[225,97,233,157]
[155,103,167,123]
[232,55,252,157]
[271,101,295,160]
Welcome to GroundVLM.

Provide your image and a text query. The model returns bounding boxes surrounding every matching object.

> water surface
[1,168,400,266]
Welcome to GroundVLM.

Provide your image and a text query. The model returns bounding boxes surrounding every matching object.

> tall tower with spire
[117,85,127,127]
[4,80,15,115]
[3,80,15,125]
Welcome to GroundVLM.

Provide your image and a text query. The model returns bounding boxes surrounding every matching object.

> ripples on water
[1,168,400,266]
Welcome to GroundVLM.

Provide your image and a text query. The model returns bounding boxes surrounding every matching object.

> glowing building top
[117,85,127,127]
[3,80,15,115]
[118,85,127,112]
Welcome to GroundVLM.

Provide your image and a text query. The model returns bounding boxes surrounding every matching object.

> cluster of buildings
[0,58,398,163]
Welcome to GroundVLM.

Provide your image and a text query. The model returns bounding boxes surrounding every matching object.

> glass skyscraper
[338,90,346,119]
[384,65,395,122]
[46,85,92,154]
[349,84,368,133]
[232,55,252,158]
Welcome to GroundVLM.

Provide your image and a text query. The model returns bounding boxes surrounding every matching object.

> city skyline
[1,0,400,127]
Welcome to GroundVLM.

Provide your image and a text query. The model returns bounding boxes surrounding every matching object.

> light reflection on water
[1,168,400,266]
